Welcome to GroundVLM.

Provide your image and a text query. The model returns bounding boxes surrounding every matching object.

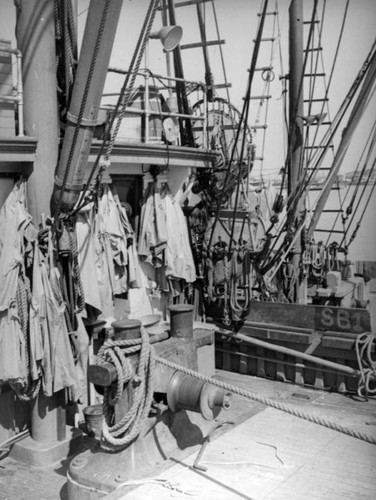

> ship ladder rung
[212,83,232,89]
[192,124,238,132]
[314,229,343,233]
[304,20,320,24]
[310,186,341,191]
[250,124,268,130]
[257,11,278,16]
[304,121,332,126]
[180,40,225,50]
[306,167,331,170]
[249,95,272,100]
[304,98,328,102]
[253,66,273,72]
[253,37,275,42]
[304,73,326,77]
[321,209,343,213]
[304,144,334,149]
[304,47,323,52]
[171,0,213,9]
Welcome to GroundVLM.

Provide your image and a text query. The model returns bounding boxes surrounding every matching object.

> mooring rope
[96,328,155,449]
[356,332,376,399]
[97,327,376,447]
[155,356,376,446]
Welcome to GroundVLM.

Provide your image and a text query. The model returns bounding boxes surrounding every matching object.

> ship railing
[100,67,207,148]
[0,42,24,137]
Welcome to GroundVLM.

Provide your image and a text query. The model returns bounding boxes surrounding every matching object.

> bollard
[169,304,194,339]
[111,319,141,340]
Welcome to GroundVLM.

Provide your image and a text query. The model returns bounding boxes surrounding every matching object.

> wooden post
[51,0,123,214]
[15,0,59,222]
[288,0,305,303]
[14,0,65,445]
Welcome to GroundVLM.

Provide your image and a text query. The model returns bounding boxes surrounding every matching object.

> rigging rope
[261,0,321,268]
[344,158,376,250]
[228,0,269,255]
[263,38,376,270]
[206,0,269,252]
[73,0,160,217]
[272,0,349,221]
[210,0,235,126]
[98,328,376,448]
[328,119,376,249]
[253,2,279,182]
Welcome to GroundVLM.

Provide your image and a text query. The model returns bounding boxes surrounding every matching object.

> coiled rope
[356,332,376,399]
[96,327,155,449]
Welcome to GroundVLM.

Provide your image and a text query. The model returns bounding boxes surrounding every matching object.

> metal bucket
[83,404,103,439]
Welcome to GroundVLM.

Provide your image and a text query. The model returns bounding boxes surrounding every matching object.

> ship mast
[288,0,305,303]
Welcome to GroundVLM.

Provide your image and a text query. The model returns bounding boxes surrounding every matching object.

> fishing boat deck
[1,370,376,500]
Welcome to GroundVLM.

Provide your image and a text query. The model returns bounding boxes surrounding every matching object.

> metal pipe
[216,329,360,377]
[0,95,20,103]
[144,44,150,143]
[101,104,204,121]
[51,0,123,214]
[108,66,206,87]
[0,46,24,137]
[16,0,60,221]
[15,49,24,137]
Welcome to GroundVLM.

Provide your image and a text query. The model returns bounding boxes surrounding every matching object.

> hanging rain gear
[75,200,103,315]
[137,182,167,264]
[29,242,46,382]
[0,305,27,382]
[75,186,135,323]
[39,235,77,395]
[0,181,31,382]
[0,181,32,312]
[163,193,196,283]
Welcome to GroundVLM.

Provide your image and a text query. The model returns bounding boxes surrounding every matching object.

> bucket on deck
[83,405,103,439]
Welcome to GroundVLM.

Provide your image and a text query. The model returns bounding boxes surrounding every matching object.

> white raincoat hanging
[0,181,30,382]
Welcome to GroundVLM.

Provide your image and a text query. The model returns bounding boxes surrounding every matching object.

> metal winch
[67,305,231,500]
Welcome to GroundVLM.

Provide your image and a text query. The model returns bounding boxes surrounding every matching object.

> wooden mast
[288,0,305,303]
[15,0,59,222]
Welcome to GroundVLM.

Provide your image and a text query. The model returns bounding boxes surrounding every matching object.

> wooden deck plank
[114,406,376,499]
[1,371,376,499]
